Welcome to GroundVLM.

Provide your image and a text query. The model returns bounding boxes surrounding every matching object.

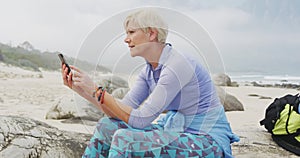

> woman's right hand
[61,64,73,89]
[61,64,91,96]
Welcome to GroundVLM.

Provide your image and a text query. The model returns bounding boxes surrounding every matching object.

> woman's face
[124,21,151,57]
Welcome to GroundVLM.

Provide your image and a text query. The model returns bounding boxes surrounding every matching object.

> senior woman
[61,9,239,158]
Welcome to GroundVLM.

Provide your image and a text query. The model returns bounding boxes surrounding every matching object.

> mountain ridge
[0,42,111,73]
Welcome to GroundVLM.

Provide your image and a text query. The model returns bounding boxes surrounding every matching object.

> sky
[1,0,299,75]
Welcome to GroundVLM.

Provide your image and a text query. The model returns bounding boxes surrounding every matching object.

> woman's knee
[93,117,118,137]
[98,116,112,124]
[113,129,131,139]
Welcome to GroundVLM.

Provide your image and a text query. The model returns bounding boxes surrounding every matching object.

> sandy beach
[0,63,299,157]
[0,63,95,134]
[224,86,299,157]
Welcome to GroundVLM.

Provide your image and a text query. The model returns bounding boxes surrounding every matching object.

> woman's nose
[124,37,130,43]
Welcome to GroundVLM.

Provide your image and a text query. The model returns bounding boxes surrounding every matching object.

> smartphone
[58,53,71,74]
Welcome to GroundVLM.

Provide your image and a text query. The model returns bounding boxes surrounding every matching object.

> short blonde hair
[124,9,168,43]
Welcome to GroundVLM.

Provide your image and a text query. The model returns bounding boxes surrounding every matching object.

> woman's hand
[61,64,73,88]
[70,65,97,96]
[61,65,132,122]
[61,64,93,95]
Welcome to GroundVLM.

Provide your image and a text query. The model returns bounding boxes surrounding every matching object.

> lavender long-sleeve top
[122,44,219,127]
[121,44,239,158]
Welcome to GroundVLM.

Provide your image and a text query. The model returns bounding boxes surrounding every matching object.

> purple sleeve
[128,55,194,129]
[120,69,149,109]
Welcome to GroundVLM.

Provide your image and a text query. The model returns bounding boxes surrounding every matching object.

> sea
[227,72,300,85]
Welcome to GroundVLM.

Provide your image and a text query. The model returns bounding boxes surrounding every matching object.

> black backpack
[260,94,300,156]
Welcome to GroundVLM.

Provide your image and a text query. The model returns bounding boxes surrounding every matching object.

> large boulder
[94,74,129,93]
[45,73,129,125]
[0,115,91,158]
[112,88,130,99]
[46,95,105,125]
[46,73,129,125]
[213,73,238,87]
[45,96,76,120]
[216,86,244,111]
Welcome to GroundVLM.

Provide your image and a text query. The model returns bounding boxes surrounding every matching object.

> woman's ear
[148,28,158,42]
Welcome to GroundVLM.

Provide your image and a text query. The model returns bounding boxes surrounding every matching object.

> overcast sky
[1,0,243,55]
[1,0,299,75]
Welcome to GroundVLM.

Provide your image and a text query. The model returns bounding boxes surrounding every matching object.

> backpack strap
[296,128,300,136]
[260,118,267,126]
[285,104,292,135]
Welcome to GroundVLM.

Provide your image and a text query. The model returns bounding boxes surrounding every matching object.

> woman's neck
[145,43,165,69]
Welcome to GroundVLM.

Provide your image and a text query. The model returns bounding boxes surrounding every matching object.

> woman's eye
[128,30,135,34]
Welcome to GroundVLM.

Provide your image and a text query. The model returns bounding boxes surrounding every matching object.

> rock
[45,73,128,125]
[61,116,99,126]
[216,86,244,111]
[251,82,300,90]
[45,97,76,120]
[112,88,130,99]
[213,73,234,86]
[0,115,91,158]
[230,81,239,87]
[248,94,260,97]
[46,95,105,125]
[259,96,272,100]
[94,74,128,93]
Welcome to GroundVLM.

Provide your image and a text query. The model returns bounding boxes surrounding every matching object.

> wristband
[100,90,106,104]
[93,86,102,98]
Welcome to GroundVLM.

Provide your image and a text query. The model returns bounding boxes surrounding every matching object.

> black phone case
[58,54,71,73]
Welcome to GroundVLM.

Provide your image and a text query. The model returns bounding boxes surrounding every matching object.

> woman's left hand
[70,65,97,96]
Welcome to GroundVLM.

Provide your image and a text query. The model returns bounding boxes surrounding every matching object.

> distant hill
[0,42,111,73]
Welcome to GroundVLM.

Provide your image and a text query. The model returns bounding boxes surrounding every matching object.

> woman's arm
[120,68,150,109]
[61,64,133,122]
[128,53,195,128]
[61,64,109,113]
[97,92,132,122]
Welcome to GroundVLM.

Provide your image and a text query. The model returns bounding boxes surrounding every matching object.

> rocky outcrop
[212,74,244,111]
[46,96,105,126]
[216,86,244,111]
[45,97,75,120]
[213,73,231,86]
[94,74,129,93]
[251,81,300,90]
[46,74,129,125]
[0,115,91,158]
[213,73,239,87]
[112,88,130,99]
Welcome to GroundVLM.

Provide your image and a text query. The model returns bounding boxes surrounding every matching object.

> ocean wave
[228,73,300,85]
